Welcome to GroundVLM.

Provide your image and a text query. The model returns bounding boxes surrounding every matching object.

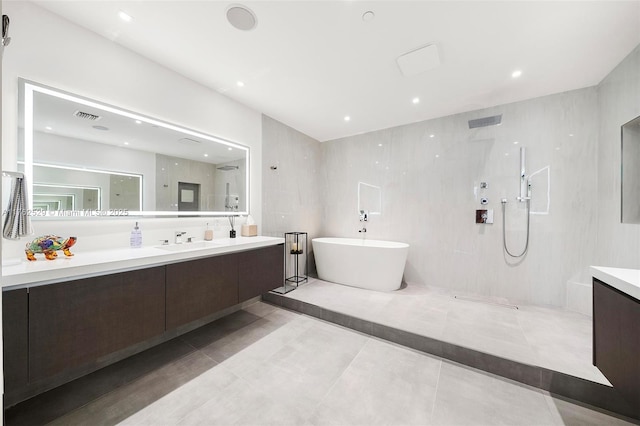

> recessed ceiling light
[45,126,52,131]
[344,116,351,122]
[362,11,375,22]
[134,120,141,124]
[556,147,561,150]
[123,142,129,145]
[226,5,257,31]
[513,141,519,144]
[511,69,522,78]
[228,147,233,151]
[505,153,509,156]
[118,11,133,22]
[378,143,383,147]
[175,162,179,166]
[569,133,574,137]
[412,97,420,104]
[204,153,209,157]
[237,81,245,87]
[435,154,440,158]
[429,134,435,138]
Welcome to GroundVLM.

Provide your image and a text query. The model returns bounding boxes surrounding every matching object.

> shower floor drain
[453,295,519,309]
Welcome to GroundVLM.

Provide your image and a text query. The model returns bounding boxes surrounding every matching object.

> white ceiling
[33,1,640,142]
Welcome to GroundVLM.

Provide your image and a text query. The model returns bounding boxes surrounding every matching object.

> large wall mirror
[18,79,249,217]
[622,115,640,224]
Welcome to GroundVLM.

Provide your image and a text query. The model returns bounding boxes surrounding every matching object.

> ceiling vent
[73,110,101,121]
[178,137,202,145]
[468,114,503,129]
[396,43,440,77]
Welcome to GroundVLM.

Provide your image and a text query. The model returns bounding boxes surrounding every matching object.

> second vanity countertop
[2,236,285,290]
[591,266,640,301]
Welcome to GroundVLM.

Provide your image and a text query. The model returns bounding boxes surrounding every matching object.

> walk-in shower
[502,147,531,258]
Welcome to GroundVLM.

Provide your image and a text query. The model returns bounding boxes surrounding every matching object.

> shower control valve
[480,197,488,205]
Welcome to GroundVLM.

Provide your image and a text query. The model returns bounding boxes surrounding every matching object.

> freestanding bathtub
[312,237,409,292]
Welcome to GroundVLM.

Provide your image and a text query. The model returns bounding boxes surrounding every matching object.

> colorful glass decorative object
[25,235,77,261]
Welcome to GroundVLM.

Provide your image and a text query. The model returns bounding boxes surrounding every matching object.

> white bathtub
[312,237,409,292]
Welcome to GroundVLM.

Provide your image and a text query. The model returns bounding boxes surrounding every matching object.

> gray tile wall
[261,44,640,309]
[596,44,640,268]
[261,115,323,274]
[320,88,599,307]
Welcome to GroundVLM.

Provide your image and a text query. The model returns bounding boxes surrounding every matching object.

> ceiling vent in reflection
[177,137,202,145]
[468,114,502,129]
[217,165,239,171]
[73,110,101,121]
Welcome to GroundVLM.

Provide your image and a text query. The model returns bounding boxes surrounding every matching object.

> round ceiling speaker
[226,5,257,31]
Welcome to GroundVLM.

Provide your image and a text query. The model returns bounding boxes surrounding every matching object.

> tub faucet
[359,210,368,222]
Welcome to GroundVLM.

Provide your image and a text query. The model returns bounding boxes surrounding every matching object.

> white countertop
[591,266,640,301]
[1,236,284,290]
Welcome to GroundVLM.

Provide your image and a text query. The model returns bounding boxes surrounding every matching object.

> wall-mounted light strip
[22,80,251,217]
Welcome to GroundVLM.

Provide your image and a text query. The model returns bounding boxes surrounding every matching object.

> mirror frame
[20,79,250,217]
[621,114,640,224]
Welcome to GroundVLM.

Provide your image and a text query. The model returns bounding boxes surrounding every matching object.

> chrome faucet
[175,231,186,244]
[359,210,368,222]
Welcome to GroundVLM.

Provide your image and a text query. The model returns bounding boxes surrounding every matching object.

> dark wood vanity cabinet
[28,266,166,383]
[2,244,284,404]
[166,253,239,329]
[593,278,640,416]
[2,289,29,390]
[238,244,284,301]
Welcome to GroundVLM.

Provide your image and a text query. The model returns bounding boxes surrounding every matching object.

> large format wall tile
[320,88,599,307]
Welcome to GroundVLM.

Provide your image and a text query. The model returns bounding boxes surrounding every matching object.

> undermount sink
[156,241,223,252]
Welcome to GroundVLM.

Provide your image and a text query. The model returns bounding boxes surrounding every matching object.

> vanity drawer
[238,244,284,301]
[166,253,239,329]
[2,288,29,391]
[28,267,165,383]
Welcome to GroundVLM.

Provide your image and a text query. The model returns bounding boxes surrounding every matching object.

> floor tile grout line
[302,336,372,424]
[39,340,203,426]
[428,358,444,422]
[264,292,640,420]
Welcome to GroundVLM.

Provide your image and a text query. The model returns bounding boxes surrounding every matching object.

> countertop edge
[591,266,640,301]
[2,237,285,290]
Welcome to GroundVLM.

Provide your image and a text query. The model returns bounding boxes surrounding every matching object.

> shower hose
[501,198,530,258]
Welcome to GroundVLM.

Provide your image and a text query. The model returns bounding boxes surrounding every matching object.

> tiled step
[263,291,639,422]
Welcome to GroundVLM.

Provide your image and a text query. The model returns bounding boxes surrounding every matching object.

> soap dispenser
[130,222,142,248]
[204,223,213,241]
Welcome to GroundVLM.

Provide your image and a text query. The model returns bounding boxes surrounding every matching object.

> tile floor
[282,279,608,385]
[5,301,633,426]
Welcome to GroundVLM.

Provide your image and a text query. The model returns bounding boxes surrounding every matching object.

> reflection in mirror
[622,115,640,223]
[26,163,141,211]
[20,79,249,217]
[33,184,100,211]
[358,182,382,215]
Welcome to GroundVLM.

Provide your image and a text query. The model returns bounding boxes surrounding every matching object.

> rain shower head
[468,114,502,129]
[217,165,239,171]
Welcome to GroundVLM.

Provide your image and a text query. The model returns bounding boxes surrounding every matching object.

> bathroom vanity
[591,266,640,417]
[2,237,284,406]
